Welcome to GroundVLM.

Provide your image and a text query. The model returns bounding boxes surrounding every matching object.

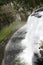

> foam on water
[16,11,43,65]
[3,8,43,65]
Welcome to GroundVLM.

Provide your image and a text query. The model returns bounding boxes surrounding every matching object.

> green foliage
[0,6,16,30]
[0,0,43,8]
[13,0,43,9]
[0,0,13,5]
[0,21,24,42]
[13,0,43,20]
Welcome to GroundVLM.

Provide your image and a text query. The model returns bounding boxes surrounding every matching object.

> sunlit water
[3,8,43,65]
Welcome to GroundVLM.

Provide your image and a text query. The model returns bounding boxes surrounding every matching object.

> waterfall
[3,8,43,65]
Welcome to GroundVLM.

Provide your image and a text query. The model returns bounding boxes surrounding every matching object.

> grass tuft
[0,21,24,42]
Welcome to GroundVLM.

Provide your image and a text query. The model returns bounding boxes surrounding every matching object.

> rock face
[3,7,43,65]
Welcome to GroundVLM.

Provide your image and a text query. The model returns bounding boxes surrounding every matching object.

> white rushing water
[16,11,43,65]
[3,8,43,65]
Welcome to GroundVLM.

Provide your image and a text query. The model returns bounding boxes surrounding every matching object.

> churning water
[3,8,43,65]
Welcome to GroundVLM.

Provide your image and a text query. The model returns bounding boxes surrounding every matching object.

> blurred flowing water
[3,8,43,65]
